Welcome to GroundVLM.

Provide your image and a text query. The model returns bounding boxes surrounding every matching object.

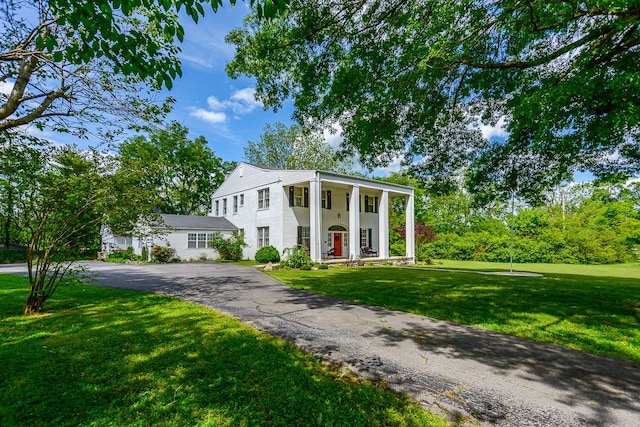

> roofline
[235,162,414,192]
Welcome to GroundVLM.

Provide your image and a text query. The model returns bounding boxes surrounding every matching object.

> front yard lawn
[0,274,447,427]
[268,263,640,363]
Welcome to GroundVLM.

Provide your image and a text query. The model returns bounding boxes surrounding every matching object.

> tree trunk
[23,291,46,315]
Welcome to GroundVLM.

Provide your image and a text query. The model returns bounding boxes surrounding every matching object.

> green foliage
[255,245,280,263]
[227,1,640,193]
[1,249,27,263]
[0,274,446,426]
[280,245,312,269]
[118,122,231,215]
[268,264,640,362]
[151,245,176,263]
[209,231,248,261]
[106,250,139,263]
[244,122,352,172]
[317,263,329,269]
[1,0,288,135]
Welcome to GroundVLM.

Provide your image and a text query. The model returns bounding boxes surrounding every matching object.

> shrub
[151,245,176,263]
[209,231,248,261]
[255,245,280,263]
[317,263,329,269]
[1,249,27,263]
[280,245,311,269]
[106,250,138,263]
[300,264,312,270]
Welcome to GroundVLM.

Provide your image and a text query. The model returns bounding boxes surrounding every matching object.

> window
[233,195,238,214]
[198,233,208,248]
[257,227,269,248]
[223,198,227,215]
[364,195,378,213]
[288,186,308,207]
[258,188,270,209]
[297,226,310,251]
[360,228,368,248]
[240,194,244,207]
[188,233,197,248]
[322,190,332,209]
[215,200,219,216]
[327,232,332,248]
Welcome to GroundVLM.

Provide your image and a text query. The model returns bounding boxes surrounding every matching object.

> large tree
[118,122,232,215]
[1,0,287,137]
[244,121,352,172]
[227,1,640,198]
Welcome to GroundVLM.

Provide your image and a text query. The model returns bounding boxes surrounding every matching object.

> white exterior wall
[211,163,415,262]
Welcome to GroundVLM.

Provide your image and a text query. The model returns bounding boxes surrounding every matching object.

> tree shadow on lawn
[1,285,443,427]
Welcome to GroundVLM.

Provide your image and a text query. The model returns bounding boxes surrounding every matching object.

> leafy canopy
[244,121,352,172]
[118,122,233,215]
[1,0,288,136]
[227,0,640,199]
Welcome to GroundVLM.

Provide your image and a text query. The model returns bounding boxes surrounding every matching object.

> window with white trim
[198,233,208,248]
[233,195,238,214]
[215,200,219,216]
[223,198,227,215]
[258,188,270,209]
[360,228,368,248]
[257,227,269,248]
[188,233,197,248]
[301,226,310,251]
[240,194,244,207]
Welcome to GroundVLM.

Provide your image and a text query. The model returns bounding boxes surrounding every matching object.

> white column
[309,177,322,263]
[348,185,360,259]
[405,191,415,263]
[378,190,389,259]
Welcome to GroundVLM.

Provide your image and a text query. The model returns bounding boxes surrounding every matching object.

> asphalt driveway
[3,261,639,426]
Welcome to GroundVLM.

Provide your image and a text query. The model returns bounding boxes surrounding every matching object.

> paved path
[3,261,639,426]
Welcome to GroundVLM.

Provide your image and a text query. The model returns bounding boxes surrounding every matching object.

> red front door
[333,233,342,257]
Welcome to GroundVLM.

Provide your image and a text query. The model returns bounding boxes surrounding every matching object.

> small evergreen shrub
[255,245,280,263]
[317,263,329,270]
[300,264,312,270]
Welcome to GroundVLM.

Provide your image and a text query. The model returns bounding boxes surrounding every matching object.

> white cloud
[190,87,261,124]
[480,116,509,140]
[190,108,227,124]
[322,123,344,149]
[0,81,13,95]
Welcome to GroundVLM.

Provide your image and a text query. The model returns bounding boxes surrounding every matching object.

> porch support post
[309,176,322,263]
[378,190,389,259]
[348,185,360,259]
[405,191,415,263]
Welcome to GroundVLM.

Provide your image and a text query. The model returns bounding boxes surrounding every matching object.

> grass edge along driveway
[268,262,640,363]
[0,274,449,427]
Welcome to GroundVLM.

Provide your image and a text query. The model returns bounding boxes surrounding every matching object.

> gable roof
[159,214,237,231]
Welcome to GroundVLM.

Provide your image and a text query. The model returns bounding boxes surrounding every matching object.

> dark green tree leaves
[118,122,231,215]
[227,0,640,200]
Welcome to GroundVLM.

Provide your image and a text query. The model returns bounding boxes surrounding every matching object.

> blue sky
[162,4,295,164]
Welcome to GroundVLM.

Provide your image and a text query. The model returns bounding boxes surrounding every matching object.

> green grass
[421,259,640,279]
[268,263,640,363]
[0,274,447,427]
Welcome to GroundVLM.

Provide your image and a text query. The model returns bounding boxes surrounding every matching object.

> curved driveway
[3,261,639,426]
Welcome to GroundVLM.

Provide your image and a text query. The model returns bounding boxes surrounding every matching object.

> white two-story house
[211,163,415,263]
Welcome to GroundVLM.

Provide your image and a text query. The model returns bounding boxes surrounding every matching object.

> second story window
[223,198,227,215]
[288,186,308,207]
[258,188,270,209]
[233,195,238,214]
[240,194,244,207]
[215,200,219,216]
